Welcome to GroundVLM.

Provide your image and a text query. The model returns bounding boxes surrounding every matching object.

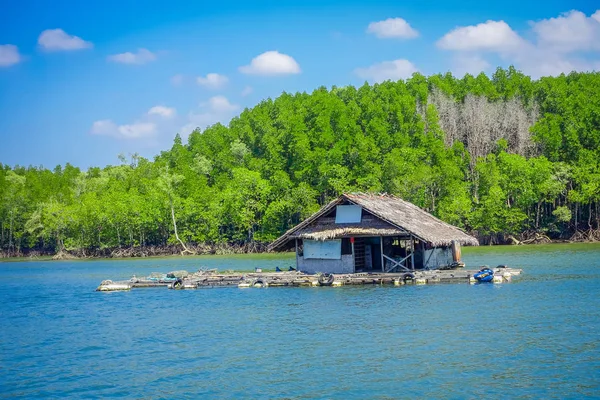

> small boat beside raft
[473,267,494,283]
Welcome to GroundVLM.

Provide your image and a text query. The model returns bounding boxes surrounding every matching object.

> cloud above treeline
[357,9,600,80]
[91,120,157,140]
[533,10,600,52]
[437,20,524,52]
[239,51,301,75]
[355,59,419,83]
[367,17,419,39]
[90,105,176,140]
[436,9,600,77]
[197,73,229,89]
[180,96,239,136]
[89,96,241,142]
[148,106,176,118]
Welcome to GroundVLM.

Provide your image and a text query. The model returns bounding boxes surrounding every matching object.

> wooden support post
[411,236,415,271]
[295,239,299,270]
[380,236,384,272]
[351,238,356,273]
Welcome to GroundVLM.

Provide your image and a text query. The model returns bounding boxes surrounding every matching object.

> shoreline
[0,243,268,262]
[0,247,292,263]
[1,240,599,262]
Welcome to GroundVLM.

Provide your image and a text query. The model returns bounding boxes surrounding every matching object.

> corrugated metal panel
[304,239,342,259]
[335,205,362,223]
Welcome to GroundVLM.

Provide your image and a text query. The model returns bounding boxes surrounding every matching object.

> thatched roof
[269,193,479,250]
[295,216,405,241]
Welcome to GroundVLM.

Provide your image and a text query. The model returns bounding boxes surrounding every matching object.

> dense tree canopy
[2,67,600,256]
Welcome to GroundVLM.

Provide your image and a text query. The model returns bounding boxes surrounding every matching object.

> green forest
[1,67,599,257]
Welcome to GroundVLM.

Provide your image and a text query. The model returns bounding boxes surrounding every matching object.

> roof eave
[269,193,480,251]
[267,197,345,251]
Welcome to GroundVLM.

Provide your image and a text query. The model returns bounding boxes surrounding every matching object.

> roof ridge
[270,193,479,251]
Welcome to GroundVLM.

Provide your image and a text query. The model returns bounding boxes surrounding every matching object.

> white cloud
[451,54,491,77]
[118,122,157,139]
[92,104,178,143]
[181,96,239,135]
[523,58,579,77]
[437,10,600,78]
[205,96,238,113]
[437,20,524,52]
[196,73,228,89]
[171,74,184,86]
[148,106,176,118]
[355,59,418,83]
[517,52,600,77]
[367,17,419,39]
[38,29,92,51]
[241,86,253,96]
[108,48,156,65]
[91,119,157,139]
[0,44,21,67]
[90,120,118,136]
[239,51,301,75]
[530,10,600,52]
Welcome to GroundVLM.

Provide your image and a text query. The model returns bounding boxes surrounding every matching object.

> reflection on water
[1,244,599,398]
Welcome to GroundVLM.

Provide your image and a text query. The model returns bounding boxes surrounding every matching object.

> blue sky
[0,0,598,169]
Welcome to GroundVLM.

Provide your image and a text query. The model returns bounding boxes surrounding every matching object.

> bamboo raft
[96,266,523,291]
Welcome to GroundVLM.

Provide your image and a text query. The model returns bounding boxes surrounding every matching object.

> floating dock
[96,267,522,291]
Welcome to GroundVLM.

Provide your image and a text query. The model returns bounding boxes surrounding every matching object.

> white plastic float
[96,280,131,292]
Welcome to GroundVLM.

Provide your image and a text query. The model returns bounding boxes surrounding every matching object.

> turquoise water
[1,244,599,398]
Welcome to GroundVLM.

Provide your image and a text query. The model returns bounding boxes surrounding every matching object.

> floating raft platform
[96,267,522,291]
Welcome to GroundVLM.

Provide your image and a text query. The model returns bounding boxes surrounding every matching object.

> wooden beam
[380,236,384,272]
[295,239,299,269]
[411,235,415,271]
[383,253,411,272]
[351,239,355,273]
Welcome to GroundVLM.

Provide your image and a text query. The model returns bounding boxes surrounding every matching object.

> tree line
[1,66,599,257]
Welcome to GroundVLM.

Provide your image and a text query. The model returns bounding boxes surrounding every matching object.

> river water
[1,244,599,398]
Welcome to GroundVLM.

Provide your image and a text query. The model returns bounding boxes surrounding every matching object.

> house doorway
[353,237,382,272]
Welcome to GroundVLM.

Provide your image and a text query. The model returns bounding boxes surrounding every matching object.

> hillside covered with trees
[1,67,599,257]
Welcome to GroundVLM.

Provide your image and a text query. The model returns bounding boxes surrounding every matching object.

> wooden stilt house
[269,193,479,274]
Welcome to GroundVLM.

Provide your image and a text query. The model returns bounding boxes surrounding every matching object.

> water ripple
[1,249,599,398]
